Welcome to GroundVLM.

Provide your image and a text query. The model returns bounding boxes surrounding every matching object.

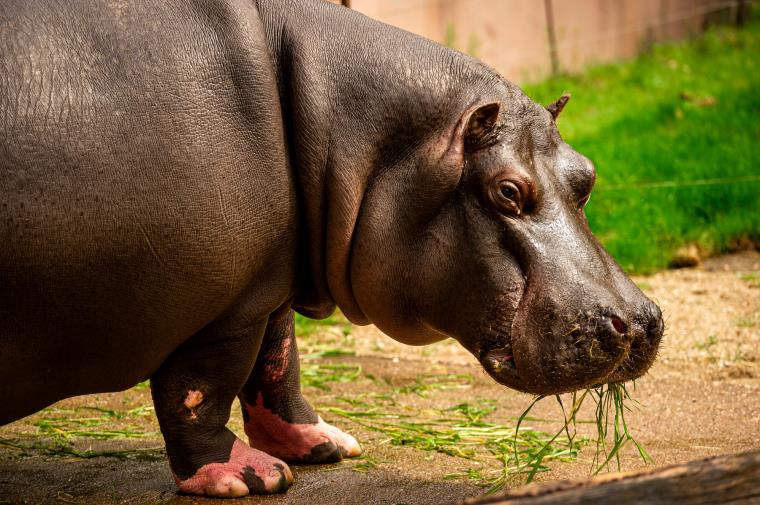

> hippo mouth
[472,290,521,386]
[479,339,517,379]
[478,327,631,394]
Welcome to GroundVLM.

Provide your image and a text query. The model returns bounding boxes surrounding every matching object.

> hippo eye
[492,180,523,215]
[500,184,517,200]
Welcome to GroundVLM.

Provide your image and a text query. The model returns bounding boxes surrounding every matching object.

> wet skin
[0,0,663,497]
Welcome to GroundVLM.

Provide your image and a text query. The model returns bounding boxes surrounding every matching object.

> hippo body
[0,0,663,497]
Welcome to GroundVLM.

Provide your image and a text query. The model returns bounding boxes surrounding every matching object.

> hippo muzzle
[480,298,664,395]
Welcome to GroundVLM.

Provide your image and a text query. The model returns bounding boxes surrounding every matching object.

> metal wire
[595,174,760,192]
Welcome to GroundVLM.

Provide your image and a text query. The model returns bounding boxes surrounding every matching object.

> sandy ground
[1,251,758,505]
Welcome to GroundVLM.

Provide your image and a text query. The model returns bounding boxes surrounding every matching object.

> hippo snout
[480,297,664,395]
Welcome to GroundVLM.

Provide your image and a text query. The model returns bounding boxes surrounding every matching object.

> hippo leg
[239,309,362,464]
[151,319,293,497]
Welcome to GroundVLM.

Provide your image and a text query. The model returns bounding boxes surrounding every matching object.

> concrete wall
[328,0,742,83]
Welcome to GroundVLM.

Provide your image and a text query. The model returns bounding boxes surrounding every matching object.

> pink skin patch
[243,395,361,462]
[175,438,293,497]
[183,390,204,421]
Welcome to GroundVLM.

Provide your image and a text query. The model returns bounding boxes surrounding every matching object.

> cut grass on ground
[0,406,164,461]
[523,18,760,273]
[312,364,649,493]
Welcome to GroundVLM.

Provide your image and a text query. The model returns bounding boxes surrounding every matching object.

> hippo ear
[463,103,501,152]
[546,92,571,120]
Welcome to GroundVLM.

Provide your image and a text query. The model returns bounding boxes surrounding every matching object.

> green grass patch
[695,334,719,351]
[734,316,757,328]
[348,454,385,473]
[301,362,362,390]
[31,406,157,441]
[739,272,760,288]
[1,405,163,460]
[392,373,473,397]
[295,312,352,338]
[523,19,760,273]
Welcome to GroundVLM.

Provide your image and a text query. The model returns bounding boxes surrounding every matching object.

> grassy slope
[522,19,760,273]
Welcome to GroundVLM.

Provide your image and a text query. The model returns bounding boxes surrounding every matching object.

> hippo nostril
[609,315,627,335]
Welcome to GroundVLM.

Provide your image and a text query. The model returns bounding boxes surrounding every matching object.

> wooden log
[460,450,760,505]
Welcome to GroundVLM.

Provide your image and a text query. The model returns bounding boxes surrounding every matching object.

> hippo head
[347,83,664,395]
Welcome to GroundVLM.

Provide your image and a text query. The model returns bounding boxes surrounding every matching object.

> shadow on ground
[0,456,479,505]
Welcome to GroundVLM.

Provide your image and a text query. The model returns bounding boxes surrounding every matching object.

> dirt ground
[1,251,759,505]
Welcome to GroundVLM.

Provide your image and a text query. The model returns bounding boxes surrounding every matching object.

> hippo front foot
[175,437,293,497]
[243,401,361,464]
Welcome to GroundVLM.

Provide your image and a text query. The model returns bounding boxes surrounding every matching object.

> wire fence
[595,175,760,192]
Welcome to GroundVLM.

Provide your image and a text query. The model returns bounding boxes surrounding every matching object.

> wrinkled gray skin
[1,0,663,496]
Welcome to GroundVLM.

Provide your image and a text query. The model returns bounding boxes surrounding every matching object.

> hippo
[0,0,664,497]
